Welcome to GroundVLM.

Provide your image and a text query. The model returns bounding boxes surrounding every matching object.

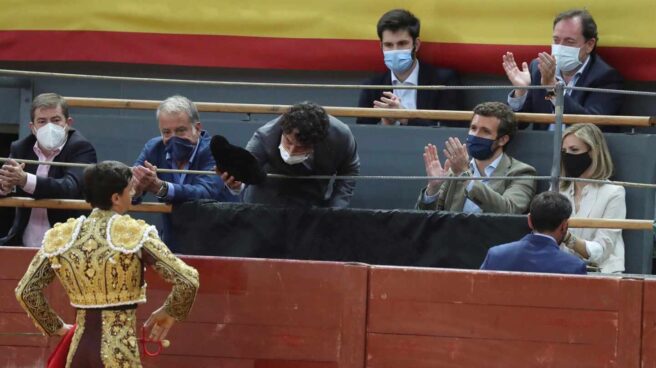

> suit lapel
[569,54,596,102]
[49,130,75,179]
[487,154,512,193]
[576,185,597,219]
[377,72,393,100]
[24,145,38,175]
[416,62,429,109]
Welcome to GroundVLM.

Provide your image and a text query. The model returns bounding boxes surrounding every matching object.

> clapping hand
[502,52,531,97]
[423,144,451,196]
[373,91,408,125]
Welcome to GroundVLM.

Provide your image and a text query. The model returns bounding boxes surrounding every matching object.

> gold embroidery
[44,209,146,308]
[14,250,63,335]
[65,310,86,368]
[143,232,199,321]
[17,207,199,367]
[109,215,149,252]
[42,217,82,255]
[101,309,141,368]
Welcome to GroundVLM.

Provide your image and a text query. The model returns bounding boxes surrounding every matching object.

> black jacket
[1,129,97,245]
[356,61,462,126]
[519,53,624,132]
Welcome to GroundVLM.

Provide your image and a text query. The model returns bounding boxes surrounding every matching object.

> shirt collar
[32,138,66,159]
[469,153,504,177]
[391,60,419,86]
[556,54,591,82]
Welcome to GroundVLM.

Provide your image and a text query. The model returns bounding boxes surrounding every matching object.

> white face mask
[551,44,583,72]
[35,123,67,151]
[278,144,310,165]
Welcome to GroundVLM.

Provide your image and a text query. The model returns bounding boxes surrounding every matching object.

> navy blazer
[1,129,97,246]
[480,233,586,275]
[356,61,462,127]
[519,53,623,132]
[134,130,238,251]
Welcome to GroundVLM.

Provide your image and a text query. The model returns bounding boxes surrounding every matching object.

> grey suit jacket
[415,154,537,214]
[243,115,360,208]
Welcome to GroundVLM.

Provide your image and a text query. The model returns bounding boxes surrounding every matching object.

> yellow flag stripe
[1,1,655,48]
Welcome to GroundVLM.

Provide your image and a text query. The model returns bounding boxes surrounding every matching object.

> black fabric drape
[171,200,530,269]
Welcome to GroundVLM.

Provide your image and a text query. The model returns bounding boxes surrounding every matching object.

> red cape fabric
[47,324,76,368]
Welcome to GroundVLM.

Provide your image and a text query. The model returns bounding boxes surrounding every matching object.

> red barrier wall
[367,266,642,368]
[140,256,368,368]
[0,248,368,368]
[641,279,656,368]
[2,247,655,367]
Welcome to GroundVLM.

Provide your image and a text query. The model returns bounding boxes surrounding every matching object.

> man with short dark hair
[357,9,461,126]
[0,93,97,246]
[416,102,536,214]
[220,101,360,207]
[480,191,587,274]
[502,9,623,131]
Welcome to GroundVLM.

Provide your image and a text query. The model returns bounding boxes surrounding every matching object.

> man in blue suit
[480,191,586,274]
[502,9,623,132]
[132,95,238,252]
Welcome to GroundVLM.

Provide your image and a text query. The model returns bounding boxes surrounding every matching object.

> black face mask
[562,151,592,178]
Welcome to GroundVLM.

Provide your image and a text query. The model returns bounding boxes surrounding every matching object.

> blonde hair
[560,123,614,191]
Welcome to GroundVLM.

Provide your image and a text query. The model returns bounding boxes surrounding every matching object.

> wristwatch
[563,232,577,249]
[155,181,168,198]
[459,170,472,177]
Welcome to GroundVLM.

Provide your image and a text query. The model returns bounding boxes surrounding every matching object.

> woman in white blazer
[559,123,625,273]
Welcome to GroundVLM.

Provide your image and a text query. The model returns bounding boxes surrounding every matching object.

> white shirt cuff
[584,240,604,263]
[163,182,175,201]
[422,189,439,204]
[22,173,37,194]
[507,91,527,111]
[227,182,245,196]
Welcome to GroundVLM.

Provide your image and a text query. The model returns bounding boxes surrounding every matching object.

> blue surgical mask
[165,136,196,163]
[383,49,414,75]
[551,44,582,72]
[466,134,497,161]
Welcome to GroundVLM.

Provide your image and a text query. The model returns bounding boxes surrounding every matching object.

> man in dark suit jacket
[502,9,623,132]
[221,102,360,208]
[132,95,238,252]
[480,191,586,275]
[356,9,462,127]
[0,93,97,246]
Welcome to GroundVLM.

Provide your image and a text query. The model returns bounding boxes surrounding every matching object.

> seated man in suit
[356,9,462,127]
[480,191,587,274]
[416,102,536,214]
[219,101,360,208]
[0,93,97,246]
[502,9,623,131]
[132,95,238,252]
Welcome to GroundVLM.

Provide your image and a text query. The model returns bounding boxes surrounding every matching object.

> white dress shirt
[391,62,419,111]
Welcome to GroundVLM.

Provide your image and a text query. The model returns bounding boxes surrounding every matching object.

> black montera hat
[210,135,267,185]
